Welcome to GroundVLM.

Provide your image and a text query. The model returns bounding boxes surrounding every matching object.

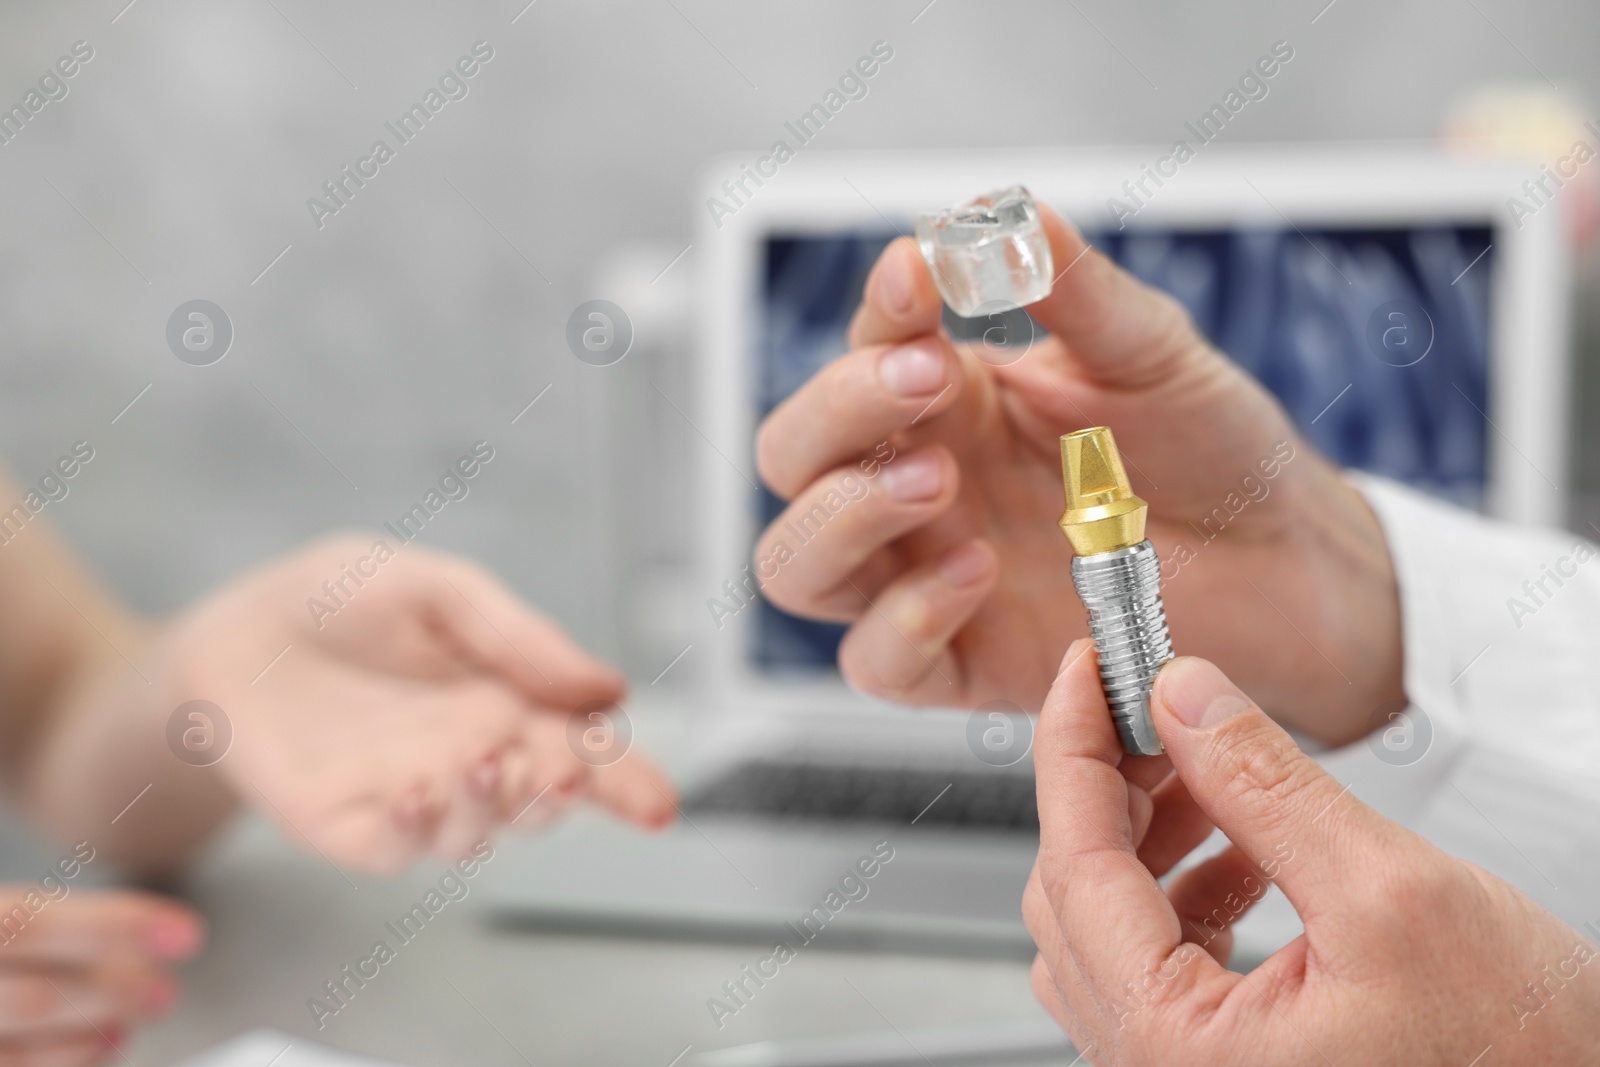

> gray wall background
[1,0,1596,682]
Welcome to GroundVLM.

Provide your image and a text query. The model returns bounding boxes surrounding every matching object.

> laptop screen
[753,222,1496,673]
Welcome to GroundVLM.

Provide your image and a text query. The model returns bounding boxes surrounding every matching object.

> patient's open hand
[156,537,676,873]
[0,888,202,1065]
[754,207,1404,744]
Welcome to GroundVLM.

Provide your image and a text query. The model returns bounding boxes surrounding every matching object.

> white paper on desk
[174,1028,405,1067]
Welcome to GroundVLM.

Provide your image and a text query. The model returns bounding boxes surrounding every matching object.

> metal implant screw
[1058,427,1173,756]
[1071,543,1171,755]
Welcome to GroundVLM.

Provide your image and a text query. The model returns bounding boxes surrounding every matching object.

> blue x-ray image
[752,223,1495,672]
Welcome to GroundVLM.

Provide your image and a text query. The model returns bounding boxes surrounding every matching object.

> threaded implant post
[1071,543,1171,755]
[1057,426,1173,756]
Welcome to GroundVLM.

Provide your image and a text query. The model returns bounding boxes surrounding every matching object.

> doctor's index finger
[755,236,961,500]
[1033,642,1226,1009]
[754,333,962,501]
[847,237,946,350]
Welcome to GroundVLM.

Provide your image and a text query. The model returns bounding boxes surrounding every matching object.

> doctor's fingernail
[877,243,916,314]
[1159,657,1252,729]
[879,340,945,397]
[878,449,943,502]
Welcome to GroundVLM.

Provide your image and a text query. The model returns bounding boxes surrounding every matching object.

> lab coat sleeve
[1318,474,1600,927]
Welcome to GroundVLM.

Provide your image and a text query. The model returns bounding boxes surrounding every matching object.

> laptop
[481,147,1568,959]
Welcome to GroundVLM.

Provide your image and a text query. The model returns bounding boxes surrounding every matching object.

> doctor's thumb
[1151,656,1404,919]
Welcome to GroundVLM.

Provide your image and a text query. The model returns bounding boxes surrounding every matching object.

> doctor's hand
[753,206,1401,745]
[50,537,677,874]
[1024,645,1600,1066]
[0,888,202,1066]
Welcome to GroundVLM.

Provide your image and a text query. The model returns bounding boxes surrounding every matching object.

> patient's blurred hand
[158,538,676,872]
[0,889,201,1065]
[1025,646,1600,1065]
[753,207,1402,744]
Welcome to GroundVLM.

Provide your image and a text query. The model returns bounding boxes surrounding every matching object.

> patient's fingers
[492,740,536,822]
[756,447,960,622]
[498,734,581,830]
[433,757,503,862]
[383,778,448,870]
[0,892,201,969]
[508,707,676,831]
[0,967,163,1041]
[0,1030,125,1067]
[586,754,678,831]
[432,748,524,863]
[755,335,961,501]
[420,557,628,710]
[310,800,413,874]
[0,892,188,1066]
[502,715,585,822]
[834,540,997,703]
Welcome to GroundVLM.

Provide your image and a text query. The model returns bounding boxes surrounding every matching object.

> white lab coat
[1229,474,1600,960]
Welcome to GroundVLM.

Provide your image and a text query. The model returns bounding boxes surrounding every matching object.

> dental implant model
[915,185,1053,317]
[1058,427,1172,756]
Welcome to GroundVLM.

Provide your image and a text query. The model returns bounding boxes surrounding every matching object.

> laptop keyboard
[681,760,1039,833]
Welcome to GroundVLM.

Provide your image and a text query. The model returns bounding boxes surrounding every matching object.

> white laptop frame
[693,146,1571,716]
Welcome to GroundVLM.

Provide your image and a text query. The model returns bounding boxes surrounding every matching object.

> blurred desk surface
[129,706,1054,1067]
